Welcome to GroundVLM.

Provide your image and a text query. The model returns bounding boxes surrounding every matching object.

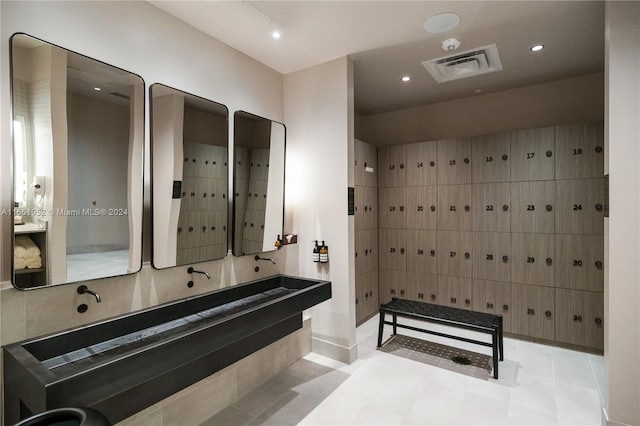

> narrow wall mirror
[150,84,229,268]
[232,111,285,256]
[10,33,144,289]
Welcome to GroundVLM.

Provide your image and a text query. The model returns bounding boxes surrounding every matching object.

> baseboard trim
[311,336,358,364]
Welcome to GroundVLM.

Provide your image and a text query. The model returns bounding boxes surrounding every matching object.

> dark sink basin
[3,275,331,424]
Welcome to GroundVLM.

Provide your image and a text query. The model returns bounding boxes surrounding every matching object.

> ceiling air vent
[422,44,503,83]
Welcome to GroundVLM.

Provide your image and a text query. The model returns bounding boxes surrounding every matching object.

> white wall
[604,2,640,425]
[284,57,357,363]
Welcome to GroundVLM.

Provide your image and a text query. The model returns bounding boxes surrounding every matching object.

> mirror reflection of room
[233,111,285,256]
[11,34,144,288]
[151,84,229,269]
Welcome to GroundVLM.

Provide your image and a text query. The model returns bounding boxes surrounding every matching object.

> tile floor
[203,315,606,425]
[66,249,130,282]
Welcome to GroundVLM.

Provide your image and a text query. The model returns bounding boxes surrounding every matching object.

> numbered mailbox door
[472,232,511,283]
[438,184,472,231]
[378,145,406,188]
[555,288,604,350]
[510,127,555,182]
[379,229,407,271]
[555,234,604,292]
[555,178,605,235]
[437,138,472,185]
[555,122,604,180]
[438,275,473,310]
[379,269,407,304]
[406,186,437,230]
[406,141,438,186]
[473,280,512,332]
[472,183,511,232]
[409,272,439,304]
[511,283,555,340]
[511,181,555,234]
[511,233,554,287]
[437,231,472,278]
[378,187,407,229]
[406,230,438,274]
[472,132,511,183]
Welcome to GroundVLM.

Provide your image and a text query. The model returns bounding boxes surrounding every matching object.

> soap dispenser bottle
[312,241,320,263]
[319,241,329,263]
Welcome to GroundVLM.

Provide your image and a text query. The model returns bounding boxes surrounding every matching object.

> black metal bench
[377,298,504,379]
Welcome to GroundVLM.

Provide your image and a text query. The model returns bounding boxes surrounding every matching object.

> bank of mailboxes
[375,122,605,349]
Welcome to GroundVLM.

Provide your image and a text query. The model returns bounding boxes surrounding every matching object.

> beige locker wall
[375,121,604,350]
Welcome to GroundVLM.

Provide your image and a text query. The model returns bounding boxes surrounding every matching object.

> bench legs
[492,332,499,379]
[377,310,385,348]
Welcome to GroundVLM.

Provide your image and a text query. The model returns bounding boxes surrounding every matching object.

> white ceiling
[149,1,605,115]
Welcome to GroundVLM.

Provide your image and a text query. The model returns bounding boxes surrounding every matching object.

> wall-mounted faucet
[255,255,275,265]
[77,285,101,303]
[187,267,211,279]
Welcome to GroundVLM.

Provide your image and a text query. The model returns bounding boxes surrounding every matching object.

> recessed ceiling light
[424,12,460,34]
[93,87,101,91]
[530,44,544,52]
[272,31,281,39]
[401,76,411,82]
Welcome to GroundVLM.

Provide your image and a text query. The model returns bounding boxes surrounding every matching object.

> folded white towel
[15,235,41,257]
[14,257,26,270]
[25,256,42,269]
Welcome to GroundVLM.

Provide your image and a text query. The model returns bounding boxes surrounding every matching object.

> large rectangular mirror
[150,84,229,268]
[232,111,285,256]
[10,33,144,289]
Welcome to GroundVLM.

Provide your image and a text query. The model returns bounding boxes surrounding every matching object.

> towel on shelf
[14,256,26,270]
[15,235,41,257]
[14,235,43,270]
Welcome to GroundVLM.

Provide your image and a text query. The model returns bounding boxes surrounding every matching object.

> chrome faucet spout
[254,255,276,265]
[77,285,101,303]
[187,267,211,279]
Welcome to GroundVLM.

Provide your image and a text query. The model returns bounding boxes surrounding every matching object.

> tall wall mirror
[10,33,144,289]
[232,111,285,256]
[150,84,229,268]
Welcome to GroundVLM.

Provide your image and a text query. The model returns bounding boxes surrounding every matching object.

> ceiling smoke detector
[441,38,461,51]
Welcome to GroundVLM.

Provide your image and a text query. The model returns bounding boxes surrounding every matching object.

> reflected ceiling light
[474,89,483,94]
[530,44,544,52]
[424,12,460,34]
[272,31,281,39]
[93,87,101,91]
[401,76,411,82]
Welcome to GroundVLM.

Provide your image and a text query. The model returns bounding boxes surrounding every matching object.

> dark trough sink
[3,275,331,424]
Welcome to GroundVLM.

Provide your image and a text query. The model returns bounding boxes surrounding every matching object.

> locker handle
[365,293,369,299]
[595,146,603,153]
[400,289,405,295]
[400,248,405,254]
[356,298,358,304]
[572,315,583,322]
[464,158,470,164]
[502,205,509,211]
[431,205,436,212]
[465,299,471,305]
[430,250,436,257]
[431,294,436,300]
[202,226,206,232]
[503,304,509,311]
[546,204,553,212]
[465,252,470,258]
[430,161,435,167]
[355,252,358,258]
[595,317,603,325]
[188,227,194,232]
[502,154,508,161]
[595,204,603,212]
[595,261,603,270]
[546,258,553,265]
[465,205,471,212]
[203,192,207,198]
[400,163,405,169]
[546,151,553,157]
[400,206,405,212]
[502,255,509,263]
[178,227,183,233]
[545,311,552,318]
